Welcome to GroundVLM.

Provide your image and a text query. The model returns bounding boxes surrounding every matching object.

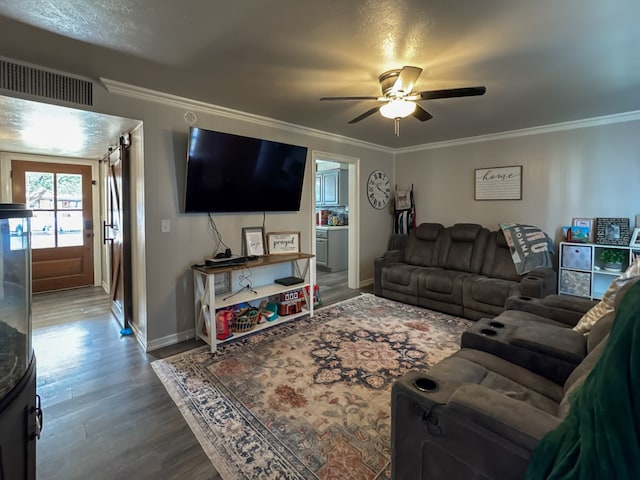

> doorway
[313,153,359,305]
[11,160,95,292]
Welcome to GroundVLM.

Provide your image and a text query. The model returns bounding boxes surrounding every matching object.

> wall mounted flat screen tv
[184,127,308,213]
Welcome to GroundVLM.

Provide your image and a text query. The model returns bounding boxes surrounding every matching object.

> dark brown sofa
[374,222,557,320]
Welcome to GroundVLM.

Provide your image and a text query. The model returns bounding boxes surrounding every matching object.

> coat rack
[393,184,415,234]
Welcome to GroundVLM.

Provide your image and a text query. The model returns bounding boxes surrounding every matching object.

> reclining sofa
[374,223,557,320]
[391,276,640,479]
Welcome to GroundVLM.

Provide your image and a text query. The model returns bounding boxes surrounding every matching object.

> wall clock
[367,170,391,209]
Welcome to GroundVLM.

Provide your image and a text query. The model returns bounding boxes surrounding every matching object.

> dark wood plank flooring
[32,281,373,479]
[33,287,220,480]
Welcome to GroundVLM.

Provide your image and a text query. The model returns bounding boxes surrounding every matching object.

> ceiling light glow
[379,99,416,119]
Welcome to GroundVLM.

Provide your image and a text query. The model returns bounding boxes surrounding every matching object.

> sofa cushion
[436,223,489,273]
[481,231,522,282]
[402,223,444,267]
[465,276,520,308]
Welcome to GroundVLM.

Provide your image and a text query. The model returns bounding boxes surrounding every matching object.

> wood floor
[33,287,220,480]
[32,281,373,479]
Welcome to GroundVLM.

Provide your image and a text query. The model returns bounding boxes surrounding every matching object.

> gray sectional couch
[374,222,557,320]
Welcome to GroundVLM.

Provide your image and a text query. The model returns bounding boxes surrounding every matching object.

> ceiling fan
[320,66,486,136]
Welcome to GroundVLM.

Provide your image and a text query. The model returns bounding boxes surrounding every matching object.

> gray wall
[91,85,395,348]
[395,119,640,244]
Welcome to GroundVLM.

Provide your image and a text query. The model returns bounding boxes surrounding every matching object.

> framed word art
[474,165,522,201]
[267,231,300,255]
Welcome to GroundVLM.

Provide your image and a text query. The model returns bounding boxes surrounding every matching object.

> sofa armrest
[373,249,404,296]
[448,384,561,449]
[519,268,557,298]
[509,324,587,364]
[506,294,598,327]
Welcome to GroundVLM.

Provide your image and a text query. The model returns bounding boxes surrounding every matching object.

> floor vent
[0,59,93,106]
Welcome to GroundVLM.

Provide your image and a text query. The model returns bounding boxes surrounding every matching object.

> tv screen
[184,127,308,213]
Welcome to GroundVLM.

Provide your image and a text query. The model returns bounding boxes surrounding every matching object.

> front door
[12,160,94,292]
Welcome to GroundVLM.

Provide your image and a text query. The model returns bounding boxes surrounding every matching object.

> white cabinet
[192,253,315,352]
[316,168,348,206]
[316,227,348,272]
[558,242,640,299]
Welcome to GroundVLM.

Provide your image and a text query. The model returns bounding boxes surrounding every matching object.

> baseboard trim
[358,277,373,288]
[146,328,195,352]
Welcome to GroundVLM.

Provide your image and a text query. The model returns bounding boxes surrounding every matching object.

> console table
[192,253,315,352]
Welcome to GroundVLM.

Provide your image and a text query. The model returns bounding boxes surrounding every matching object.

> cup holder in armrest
[480,328,498,336]
[518,296,533,301]
[488,321,505,329]
[413,377,438,392]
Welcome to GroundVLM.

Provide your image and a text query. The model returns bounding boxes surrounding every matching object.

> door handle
[103,220,115,244]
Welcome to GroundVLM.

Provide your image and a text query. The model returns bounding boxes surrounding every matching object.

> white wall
[395,119,640,244]
[90,85,395,349]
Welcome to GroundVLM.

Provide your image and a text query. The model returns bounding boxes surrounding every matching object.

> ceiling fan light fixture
[379,99,416,119]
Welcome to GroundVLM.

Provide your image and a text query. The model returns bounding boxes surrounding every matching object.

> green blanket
[526,281,640,479]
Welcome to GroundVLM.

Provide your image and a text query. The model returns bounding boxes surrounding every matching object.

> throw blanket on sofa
[499,223,554,275]
[525,281,640,480]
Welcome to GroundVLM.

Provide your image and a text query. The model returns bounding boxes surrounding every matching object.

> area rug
[152,293,472,479]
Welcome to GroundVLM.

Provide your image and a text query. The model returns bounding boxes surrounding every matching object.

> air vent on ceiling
[0,59,93,106]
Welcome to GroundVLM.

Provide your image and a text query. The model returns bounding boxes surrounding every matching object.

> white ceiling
[0,0,639,154]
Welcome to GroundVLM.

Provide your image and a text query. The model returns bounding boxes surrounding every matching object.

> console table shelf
[192,253,315,352]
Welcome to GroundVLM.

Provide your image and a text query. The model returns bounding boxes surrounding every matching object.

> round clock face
[367,170,391,209]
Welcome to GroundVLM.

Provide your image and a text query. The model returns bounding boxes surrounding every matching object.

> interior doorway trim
[0,151,102,287]
[311,150,360,289]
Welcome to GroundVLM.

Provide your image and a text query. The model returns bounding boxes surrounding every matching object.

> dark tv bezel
[183,127,308,213]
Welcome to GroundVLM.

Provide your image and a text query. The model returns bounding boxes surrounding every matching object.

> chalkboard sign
[595,217,631,246]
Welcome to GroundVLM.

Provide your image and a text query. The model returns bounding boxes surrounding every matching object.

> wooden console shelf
[192,253,315,352]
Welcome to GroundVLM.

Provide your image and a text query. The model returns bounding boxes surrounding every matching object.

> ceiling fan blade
[418,86,486,100]
[348,107,380,124]
[392,66,423,96]
[320,96,381,101]
[412,105,433,122]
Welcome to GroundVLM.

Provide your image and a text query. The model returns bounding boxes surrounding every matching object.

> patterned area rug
[152,293,472,479]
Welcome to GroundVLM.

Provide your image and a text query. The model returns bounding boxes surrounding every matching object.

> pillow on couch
[573,256,640,333]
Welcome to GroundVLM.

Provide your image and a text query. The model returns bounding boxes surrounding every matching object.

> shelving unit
[558,242,640,299]
[192,253,315,352]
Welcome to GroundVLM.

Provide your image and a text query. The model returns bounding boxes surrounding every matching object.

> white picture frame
[242,226,266,256]
[630,228,640,248]
[267,231,300,255]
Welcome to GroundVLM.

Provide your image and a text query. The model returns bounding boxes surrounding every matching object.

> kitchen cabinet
[316,168,348,206]
[316,227,348,272]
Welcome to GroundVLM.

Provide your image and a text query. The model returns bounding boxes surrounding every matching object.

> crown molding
[99,78,394,154]
[100,78,640,156]
[396,110,640,153]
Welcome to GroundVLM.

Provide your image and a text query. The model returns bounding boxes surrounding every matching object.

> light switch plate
[161,219,171,232]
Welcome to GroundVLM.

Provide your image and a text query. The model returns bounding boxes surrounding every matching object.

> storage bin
[561,244,592,270]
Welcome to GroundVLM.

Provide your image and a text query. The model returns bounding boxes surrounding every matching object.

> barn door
[12,160,94,292]
[104,138,132,329]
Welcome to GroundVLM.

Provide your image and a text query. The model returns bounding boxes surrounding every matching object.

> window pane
[57,211,83,247]
[31,211,55,249]
[25,172,54,209]
[57,174,83,209]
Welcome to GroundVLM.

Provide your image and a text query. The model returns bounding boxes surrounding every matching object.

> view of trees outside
[18,171,84,249]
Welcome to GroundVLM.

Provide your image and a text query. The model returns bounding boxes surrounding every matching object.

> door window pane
[25,172,54,209]
[57,211,83,247]
[56,174,83,209]
[31,211,55,249]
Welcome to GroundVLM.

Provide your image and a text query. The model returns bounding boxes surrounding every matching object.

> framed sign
[242,226,265,256]
[267,231,300,255]
[572,217,594,242]
[474,165,522,201]
[595,217,631,246]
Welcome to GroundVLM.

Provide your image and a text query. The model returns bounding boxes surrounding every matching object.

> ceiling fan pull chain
[394,118,400,137]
